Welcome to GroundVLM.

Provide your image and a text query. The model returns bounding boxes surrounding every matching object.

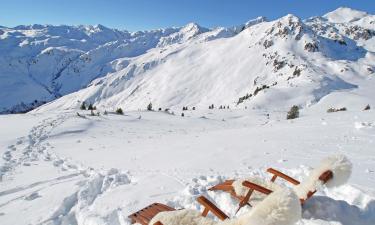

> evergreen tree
[80,102,86,110]
[287,105,299,120]
[147,102,153,111]
[88,103,94,110]
[116,108,124,115]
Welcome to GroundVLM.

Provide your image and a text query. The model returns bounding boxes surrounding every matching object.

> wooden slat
[155,203,175,212]
[267,168,300,185]
[242,181,273,195]
[128,203,175,225]
[131,213,149,225]
[196,196,229,221]
[153,222,163,225]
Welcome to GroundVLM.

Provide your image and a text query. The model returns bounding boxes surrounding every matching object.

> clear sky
[1,0,374,31]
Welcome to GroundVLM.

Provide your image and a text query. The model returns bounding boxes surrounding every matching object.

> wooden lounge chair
[209,168,334,212]
[129,187,301,225]
[209,154,352,213]
[128,196,229,225]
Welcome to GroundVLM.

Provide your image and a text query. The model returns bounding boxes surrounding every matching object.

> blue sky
[1,0,374,31]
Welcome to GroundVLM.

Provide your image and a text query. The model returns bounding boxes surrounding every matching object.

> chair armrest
[267,168,300,185]
[196,196,229,221]
[242,181,273,195]
[236,181,273,213]
[319,170,333,183]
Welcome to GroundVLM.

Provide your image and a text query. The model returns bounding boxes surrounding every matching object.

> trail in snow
[1,108,375,225]
[1,113,134,225]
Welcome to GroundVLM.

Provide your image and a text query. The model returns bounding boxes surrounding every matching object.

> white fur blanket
[150,188,301,225]
[232,154,352,201]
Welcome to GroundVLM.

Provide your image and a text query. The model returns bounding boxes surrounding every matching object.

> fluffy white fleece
[293,154,352,200]
[150,188,301,225]
[231,154,352,201]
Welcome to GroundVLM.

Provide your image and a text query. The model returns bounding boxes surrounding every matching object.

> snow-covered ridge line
[1,7,374,114]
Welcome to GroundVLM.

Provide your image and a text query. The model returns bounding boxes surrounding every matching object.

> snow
[2,7,374,114]
[323,7,369,23]
[33,8,374,114]
[1,106,375,225]
[1,6,375,225]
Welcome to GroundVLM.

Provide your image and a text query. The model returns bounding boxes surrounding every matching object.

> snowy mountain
[2,7,375,114]
[0,23,208,113]
[35,7,375,113]
[1,7,375,225]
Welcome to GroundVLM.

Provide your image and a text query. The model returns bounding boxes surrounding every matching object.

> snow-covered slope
[36,8,375,113]
[0,23,218,113]
[1,107,375,225]
[2,7,375,114]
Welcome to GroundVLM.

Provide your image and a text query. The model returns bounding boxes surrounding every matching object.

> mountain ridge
[1,7,374,113]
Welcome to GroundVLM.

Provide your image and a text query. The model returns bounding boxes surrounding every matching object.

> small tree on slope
[116,108,124,115]
[147,102,153,111]
[80,102,86,110]
[287,105,299,120]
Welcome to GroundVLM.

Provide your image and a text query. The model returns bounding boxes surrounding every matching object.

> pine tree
[287,105,299,120]
[147,102,153,111]
[116,108,124,115]
[80,102,86,110]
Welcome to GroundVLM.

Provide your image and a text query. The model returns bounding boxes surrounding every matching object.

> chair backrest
[300,170,333,204]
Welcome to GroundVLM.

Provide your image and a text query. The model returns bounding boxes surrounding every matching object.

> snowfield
[1,6,375,225]
[1,106,375,225]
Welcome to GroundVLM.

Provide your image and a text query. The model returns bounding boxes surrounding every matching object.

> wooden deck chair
[209,154,351,212]
[129,187,301,225]
[128,196,229,225]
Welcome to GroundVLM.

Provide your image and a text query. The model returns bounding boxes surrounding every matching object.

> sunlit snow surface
[1,6,375,225]
[0,107,374,225]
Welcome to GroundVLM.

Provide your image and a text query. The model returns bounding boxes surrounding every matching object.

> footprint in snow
[278,159,288,163]
[24,192,41,201]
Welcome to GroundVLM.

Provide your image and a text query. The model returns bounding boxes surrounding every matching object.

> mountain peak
[323,7,368,23]
[279,14,302,23]
[244,16,267,28]
[180,22,209,33]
